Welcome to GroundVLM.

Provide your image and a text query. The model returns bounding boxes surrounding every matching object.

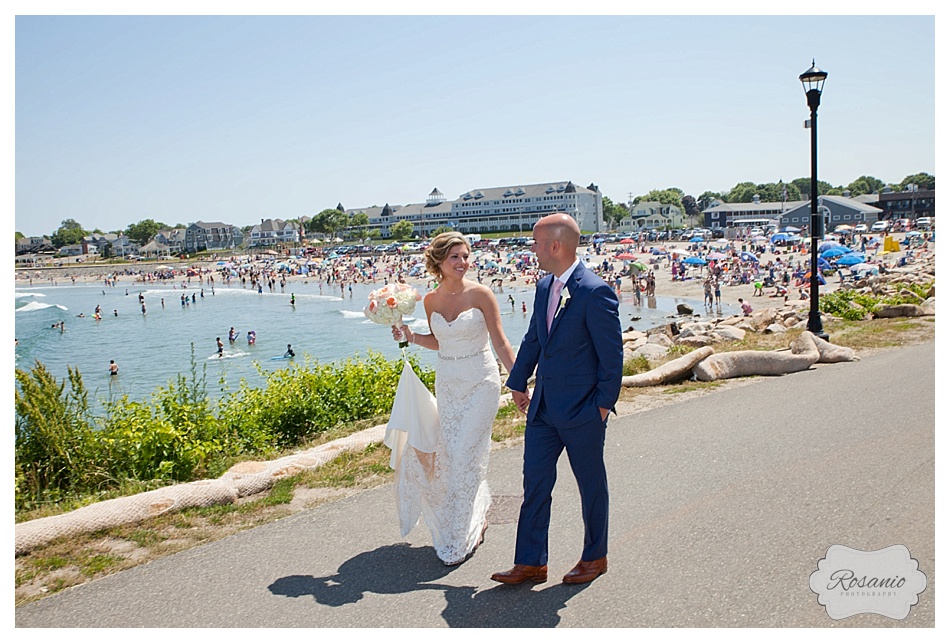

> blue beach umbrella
[818,241,844,253]
[689,236,704,243]
[770,233,791,243]
[818,258,832,271]
[835,253,865,266]
[739,251,759,263]
[683,256,707,265]
[820,247,849,259]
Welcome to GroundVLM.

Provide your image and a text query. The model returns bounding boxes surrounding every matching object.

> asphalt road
[15,341,935,628]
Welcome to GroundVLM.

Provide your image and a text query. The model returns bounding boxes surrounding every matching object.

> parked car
[896,218,912,231]
[854,224,869,233]
[870,221,890,233]
[915,217,933,230]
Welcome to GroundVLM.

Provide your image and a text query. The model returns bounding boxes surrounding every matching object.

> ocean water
[15,277,724,412]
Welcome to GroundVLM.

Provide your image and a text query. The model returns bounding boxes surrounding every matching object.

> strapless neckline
[432,308,483,326]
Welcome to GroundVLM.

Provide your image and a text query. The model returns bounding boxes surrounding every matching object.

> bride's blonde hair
[425,231,471,281]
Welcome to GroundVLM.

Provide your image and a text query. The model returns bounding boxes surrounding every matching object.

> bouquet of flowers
[364,282,422,348]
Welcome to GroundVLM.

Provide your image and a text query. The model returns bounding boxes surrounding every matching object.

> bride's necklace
[441,280,464,295]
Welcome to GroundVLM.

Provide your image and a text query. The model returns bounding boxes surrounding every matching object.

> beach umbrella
[739,251,758,263]
[770,233,791,243]
[620,238,635,244]
[850,262,878,273]
[818,258,832,271]
[820,246,849,259]
[689,236,705,243]
[818,241,845,253]
[615,252,636,260]
[835,253,865,266]
[650,247,668,255]
[629,261,648,274]
[683,256,707,265]
[780,226,801,233]
[707,252,727,260]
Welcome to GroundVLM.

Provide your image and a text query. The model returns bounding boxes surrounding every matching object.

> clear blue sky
[11,7,937,238]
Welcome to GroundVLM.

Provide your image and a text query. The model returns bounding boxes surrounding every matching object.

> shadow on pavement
[268,541,588,626]
[441,582,588,627]
[268,542,454,607]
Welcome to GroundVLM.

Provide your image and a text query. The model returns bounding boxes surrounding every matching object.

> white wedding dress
[394,307,499,564]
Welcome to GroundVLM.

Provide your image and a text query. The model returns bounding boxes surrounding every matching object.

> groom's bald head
[532,213,580,275]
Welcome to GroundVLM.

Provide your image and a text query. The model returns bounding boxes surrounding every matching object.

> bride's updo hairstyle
[425,231,471,281]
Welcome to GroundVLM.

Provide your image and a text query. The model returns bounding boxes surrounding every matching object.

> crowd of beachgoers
[15,229,935,318]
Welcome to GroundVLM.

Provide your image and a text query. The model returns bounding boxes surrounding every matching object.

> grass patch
[303,443,393,489]
[623,355,652,376]
[80,553,124,576]
[662,380,724,395]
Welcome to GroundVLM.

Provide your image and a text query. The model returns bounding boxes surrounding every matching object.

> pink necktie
[546,279,564,331]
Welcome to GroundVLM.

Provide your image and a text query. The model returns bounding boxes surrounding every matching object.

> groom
[493,213,623,585]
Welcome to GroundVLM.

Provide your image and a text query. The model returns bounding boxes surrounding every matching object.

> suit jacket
[506,262,623,429]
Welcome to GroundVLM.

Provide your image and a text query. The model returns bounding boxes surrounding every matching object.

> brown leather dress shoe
[562,557,608,584]
[490,564,548,585]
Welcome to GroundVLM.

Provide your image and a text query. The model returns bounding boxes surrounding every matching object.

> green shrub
[623,355,651,376]
[15,348,434,513]
[15,363,104,509]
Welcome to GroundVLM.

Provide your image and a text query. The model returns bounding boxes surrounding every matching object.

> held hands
[511,389,531,415]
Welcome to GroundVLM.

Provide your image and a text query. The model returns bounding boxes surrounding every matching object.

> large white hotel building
[345,180,604,238]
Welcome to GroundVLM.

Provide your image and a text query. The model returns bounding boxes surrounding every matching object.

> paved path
[16,342,935,627]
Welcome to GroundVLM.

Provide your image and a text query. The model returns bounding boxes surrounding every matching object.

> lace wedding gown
[395,307,500,564]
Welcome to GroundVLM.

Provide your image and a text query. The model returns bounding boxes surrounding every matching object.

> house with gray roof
[248,219,300,248]
[184,221,243,253]
[703,194,882,235]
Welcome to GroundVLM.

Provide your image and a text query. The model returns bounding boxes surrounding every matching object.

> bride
[392,231,517,565]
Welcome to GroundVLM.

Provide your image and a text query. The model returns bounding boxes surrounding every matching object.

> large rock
[632,343,668,361]
[764,323,787,334]
[872,304,925,318]
[676,303,694,315]
[646,333,673,347]
[624,336,648,351]
[622,330,647,343]
[677,322,714,338]
[711,325,746,342]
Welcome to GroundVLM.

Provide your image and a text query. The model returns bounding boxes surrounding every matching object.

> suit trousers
[514,395,609,566]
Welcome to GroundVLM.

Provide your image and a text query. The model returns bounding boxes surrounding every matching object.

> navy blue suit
[506,262,623,566]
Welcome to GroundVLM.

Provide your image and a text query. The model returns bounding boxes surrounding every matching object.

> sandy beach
[15,234,933,320]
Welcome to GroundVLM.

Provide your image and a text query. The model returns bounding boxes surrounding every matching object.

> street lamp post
[800,60,829,340]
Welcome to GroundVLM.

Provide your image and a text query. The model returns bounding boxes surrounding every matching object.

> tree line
[601,171,935,229]
[17,171,935,248]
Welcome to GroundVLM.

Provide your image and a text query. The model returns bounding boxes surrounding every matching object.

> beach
[18,234,930,315]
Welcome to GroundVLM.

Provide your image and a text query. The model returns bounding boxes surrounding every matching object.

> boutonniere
[556,287,571,317]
